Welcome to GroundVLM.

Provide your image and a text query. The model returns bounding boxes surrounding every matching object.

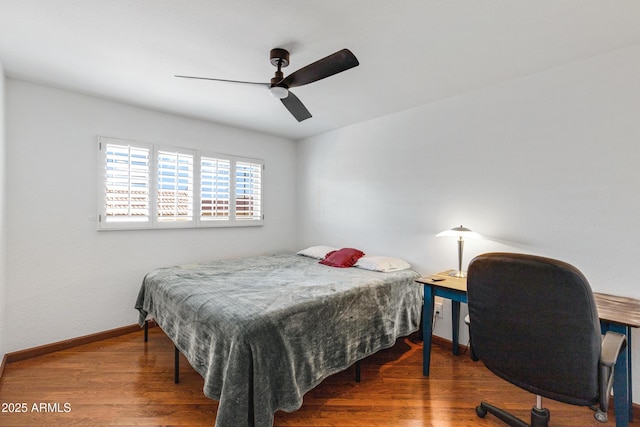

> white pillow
[354,255,411,272]
[297,245,338,259]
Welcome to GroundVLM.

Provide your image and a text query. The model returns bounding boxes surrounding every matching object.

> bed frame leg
[144,320,149,342]
[355,361,361,383]
[174,346,180,384]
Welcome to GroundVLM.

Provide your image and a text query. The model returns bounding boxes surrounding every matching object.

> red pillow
[319,248,365,268]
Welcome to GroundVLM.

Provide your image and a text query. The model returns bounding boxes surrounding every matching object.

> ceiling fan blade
[280,49,359,89]
[280,91,312,122]
[175,75,269,87]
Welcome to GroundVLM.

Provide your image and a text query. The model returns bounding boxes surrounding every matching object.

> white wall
[0,60,6,360]
[4,80,297,353]
[297,43,640,400]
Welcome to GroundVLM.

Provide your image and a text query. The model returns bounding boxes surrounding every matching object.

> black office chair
[466,252,626,427]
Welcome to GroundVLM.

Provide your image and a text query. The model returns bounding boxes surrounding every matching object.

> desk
[416,271,467,376]
[416,272,640,427]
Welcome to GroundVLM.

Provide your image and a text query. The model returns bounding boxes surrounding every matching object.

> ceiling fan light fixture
[270,86,289,99]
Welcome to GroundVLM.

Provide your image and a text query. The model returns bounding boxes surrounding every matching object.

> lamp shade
[436,225,481,239]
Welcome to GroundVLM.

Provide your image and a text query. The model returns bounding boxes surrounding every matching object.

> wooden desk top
[416,272,640,329]
[593,293,640,328]
[415,270,467,293]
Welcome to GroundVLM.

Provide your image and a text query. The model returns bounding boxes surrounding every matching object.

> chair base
[476,401,549,427]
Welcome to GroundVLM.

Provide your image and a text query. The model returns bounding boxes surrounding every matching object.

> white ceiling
[1,1,640,141]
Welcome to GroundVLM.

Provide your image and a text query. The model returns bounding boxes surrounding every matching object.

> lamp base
[449,270,467,278]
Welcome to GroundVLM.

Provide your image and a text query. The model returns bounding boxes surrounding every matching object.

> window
[235,160,263,222]
[98,136,264,230]
[200,156,231,222]
[101,140,152,227]
[157,148,194,225]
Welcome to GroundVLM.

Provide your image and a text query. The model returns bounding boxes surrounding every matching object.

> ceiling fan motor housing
[270,48,289,87]
[270,48,290,67]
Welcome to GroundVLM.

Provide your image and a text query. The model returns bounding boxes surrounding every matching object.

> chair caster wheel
[476,405,487,418]
[594,410,608,423]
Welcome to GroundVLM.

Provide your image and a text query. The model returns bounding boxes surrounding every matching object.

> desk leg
[615,324,632,426]
[602,322,631,426]
[628,327,633,423]
[423,285,435,377]
[451,301,460,356]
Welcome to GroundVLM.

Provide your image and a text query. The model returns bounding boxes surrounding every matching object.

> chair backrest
[467,252,602,407]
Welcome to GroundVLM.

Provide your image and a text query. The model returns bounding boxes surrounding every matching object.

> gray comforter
[135,253,421,427]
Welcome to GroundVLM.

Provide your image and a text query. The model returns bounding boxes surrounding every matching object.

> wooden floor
[0,327,628,426]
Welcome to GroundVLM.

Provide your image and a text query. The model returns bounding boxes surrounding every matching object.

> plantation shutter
[157,149,194,224]
[235,159,263,222]
[200,156,231,222]
[100,138,151,228]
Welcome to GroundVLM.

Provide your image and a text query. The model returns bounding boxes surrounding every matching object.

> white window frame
[198,152,233,226]
[233,157,264,224]
[155,145,196,229]
[98,137,153,230]
[97,136,264,230]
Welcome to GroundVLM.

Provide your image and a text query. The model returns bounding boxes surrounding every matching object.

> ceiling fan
[175,48,359,122]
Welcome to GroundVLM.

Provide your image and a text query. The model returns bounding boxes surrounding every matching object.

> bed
[135,249,421,427]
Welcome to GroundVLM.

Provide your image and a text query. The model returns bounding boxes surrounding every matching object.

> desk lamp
[437,225,480,278]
